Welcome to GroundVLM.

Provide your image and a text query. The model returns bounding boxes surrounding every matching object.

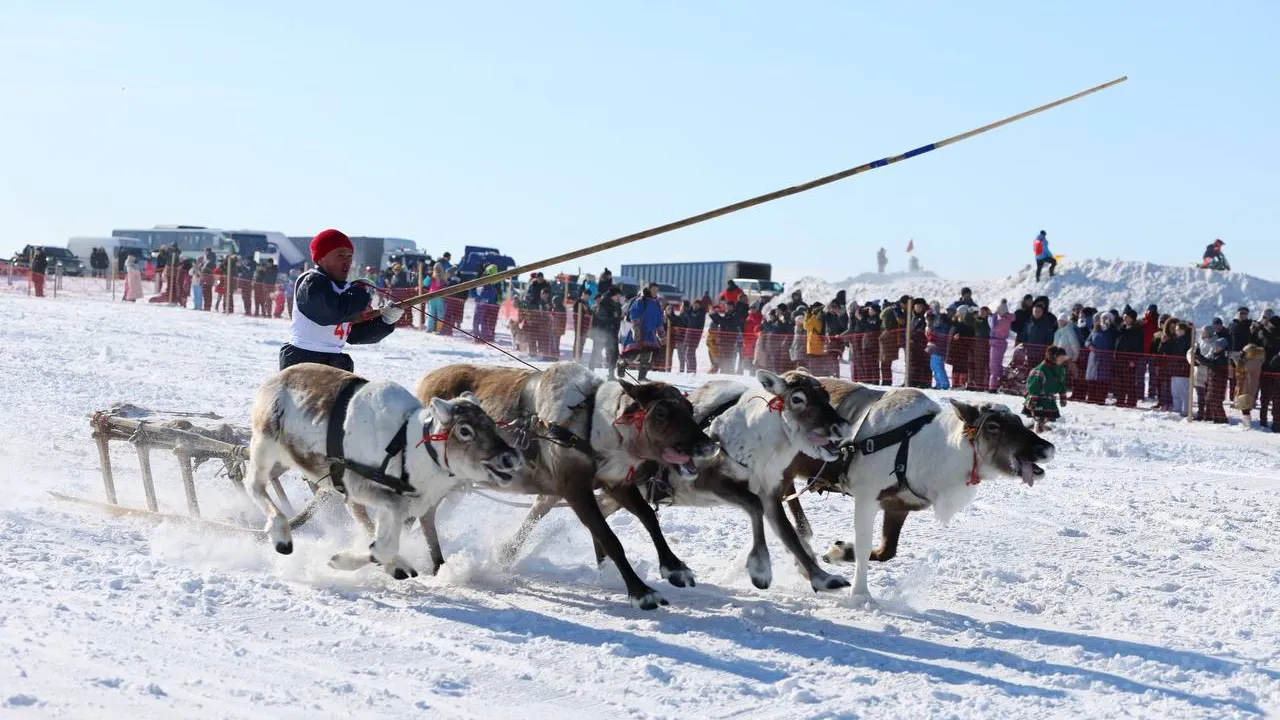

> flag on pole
[906,239,914,254]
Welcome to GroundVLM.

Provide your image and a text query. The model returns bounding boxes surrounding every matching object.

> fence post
[904,302,913,388]
[1187,322,1196,422]
[416,262,425,329]
[665,323,674,372]
[224,256,234,315]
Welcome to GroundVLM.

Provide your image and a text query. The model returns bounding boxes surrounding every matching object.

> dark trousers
[588,328,619,376]
[1036,256,1057,281]
[279,344,355,373]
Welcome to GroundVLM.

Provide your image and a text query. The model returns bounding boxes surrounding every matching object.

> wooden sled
[52,405,331,537]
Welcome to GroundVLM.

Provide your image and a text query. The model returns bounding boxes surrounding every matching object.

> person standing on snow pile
[1201,239,1229,270]
[1033,230,1056,281]
[1024,345,1070,432]
[278,229,403,372]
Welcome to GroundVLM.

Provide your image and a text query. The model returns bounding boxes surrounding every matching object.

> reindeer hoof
[746,554,773,589]
[661,566,696,588]
[822,540,855,564]
[811,572,851,593]
[631,589,668,611]
[381,556,419,581]
[274,541,293,555]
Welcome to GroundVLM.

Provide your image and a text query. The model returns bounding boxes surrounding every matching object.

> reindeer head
[615,379,719,478]
[950,399,1054,486]
[417,393,523,487]
[757,368,849,462]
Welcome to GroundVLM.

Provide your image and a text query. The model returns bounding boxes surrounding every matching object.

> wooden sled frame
[51,411,328,537]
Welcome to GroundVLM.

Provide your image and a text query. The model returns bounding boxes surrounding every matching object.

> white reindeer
[822,388,1055,600]
[247,364,522,579]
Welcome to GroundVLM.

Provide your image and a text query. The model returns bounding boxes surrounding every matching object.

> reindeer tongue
[1020,461,1037,486]
[662,447,691,465]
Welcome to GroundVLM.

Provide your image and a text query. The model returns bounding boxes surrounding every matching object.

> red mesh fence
[6,269,1275,425]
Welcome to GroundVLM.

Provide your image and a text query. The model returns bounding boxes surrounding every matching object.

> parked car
[10,245,86,276]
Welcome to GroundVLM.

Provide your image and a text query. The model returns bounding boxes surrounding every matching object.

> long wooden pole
[383,76,1127,316]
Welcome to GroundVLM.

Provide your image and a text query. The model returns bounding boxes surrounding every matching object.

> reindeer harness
[325,378,451,496]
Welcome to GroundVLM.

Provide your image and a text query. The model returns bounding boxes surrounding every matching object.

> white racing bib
[289,270,360,353]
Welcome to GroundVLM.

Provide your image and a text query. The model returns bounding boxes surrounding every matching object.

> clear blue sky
[2,1,1276,285]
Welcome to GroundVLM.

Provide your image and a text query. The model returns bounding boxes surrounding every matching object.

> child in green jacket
[1024,345,1069,432]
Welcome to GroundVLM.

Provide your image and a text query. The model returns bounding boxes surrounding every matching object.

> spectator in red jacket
[719,280,743,306]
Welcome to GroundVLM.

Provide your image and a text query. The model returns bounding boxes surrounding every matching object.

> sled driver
[278,228,404,372]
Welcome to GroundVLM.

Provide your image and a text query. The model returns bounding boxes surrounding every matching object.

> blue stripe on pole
[869,158,889,168]
[902,143,937,159]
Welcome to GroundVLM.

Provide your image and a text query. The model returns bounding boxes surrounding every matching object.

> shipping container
[619,261,778,303]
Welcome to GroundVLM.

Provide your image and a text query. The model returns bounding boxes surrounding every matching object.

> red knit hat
[310,229,353,262]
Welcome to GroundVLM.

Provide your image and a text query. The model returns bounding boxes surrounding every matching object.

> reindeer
[247,364,522,580]
[783,378,1055,600]
[413,361,718,610]
[528,369,854,594]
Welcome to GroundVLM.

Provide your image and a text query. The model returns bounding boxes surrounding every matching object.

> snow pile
[787,258,1280,324]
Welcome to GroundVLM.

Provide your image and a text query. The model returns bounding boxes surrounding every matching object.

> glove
[381,305,404,325]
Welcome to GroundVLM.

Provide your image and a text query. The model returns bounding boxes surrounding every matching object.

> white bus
[225,230,308,274]
[110,226,236,259]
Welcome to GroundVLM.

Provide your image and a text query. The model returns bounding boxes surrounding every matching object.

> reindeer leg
[870,509,909,562]
[851,492,879,600]
[499,494,561,565]
[604,483,695,588]
[419,504,445,575]
[709,476,771,589]
[347,502,376,536]
[562,474,666,610]
[766,488,849,592]
[330,498,418,580]
[825,507,910,563]
[787,493,814,545]
[245,437,292,554]
[592,493,623,566]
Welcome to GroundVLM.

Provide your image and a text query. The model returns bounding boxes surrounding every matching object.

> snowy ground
[3,292,1279,719]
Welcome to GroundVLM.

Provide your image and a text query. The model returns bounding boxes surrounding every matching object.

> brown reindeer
[414,361,718,610]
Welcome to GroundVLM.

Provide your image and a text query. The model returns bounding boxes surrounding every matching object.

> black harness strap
[697,396,741,430]
[325,377,418,495]
[841,412,937,503]
[418,417,453,478]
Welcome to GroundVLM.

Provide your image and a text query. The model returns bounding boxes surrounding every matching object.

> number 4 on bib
[333,323,351,339]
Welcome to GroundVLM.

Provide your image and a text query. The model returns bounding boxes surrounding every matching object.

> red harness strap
[614,408,647,433]
[766,395,785,413]
[416,425,452,470]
